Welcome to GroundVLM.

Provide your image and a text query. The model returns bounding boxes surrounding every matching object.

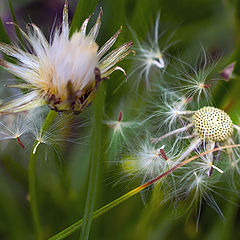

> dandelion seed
[0,112,30,148]
[159,145,168,160]
[129,14,173,89]
[211,164,223,174]
[16,136,25,149]
[174,169,224,221]
[148,92,194,132]
[117,111,123,122]
[105,110,140,145]
[169,49,219,104]
[121,138,179,183]
[21,109,85,160]
[0,1,132,114]
[33,140,41,154]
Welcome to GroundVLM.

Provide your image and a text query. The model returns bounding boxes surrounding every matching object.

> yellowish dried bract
[193,106,233,142]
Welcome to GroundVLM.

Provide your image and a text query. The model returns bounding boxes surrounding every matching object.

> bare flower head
[0,1,132,114]
[193,107,233,142]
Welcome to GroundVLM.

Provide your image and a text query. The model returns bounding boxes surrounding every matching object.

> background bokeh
[0,0,240,239]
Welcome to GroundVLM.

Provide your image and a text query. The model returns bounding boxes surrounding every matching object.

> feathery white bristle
[0,5,132,113]
[47,33,98,98]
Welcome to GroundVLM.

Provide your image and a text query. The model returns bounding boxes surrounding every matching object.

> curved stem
[29,110,58,240]
[49,143,240,240]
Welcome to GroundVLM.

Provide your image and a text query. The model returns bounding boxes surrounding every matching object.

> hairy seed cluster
[193,106,233,142]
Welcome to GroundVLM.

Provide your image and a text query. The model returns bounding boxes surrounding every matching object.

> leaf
[0,18,10,44]
[79,83,105,240]
[8,0,25,47]
[70,0,100,34]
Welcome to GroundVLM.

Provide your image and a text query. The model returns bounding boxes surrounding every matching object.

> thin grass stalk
[49,143,240,240]
[29,110,58,240]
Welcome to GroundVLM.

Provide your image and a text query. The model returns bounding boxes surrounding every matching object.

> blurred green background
[0,0,240,239]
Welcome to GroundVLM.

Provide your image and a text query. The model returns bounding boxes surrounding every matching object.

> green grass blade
[48,144,240,240]
[70,0,99,34]
[7,0,25,47]
[49,180,144,240]
[79,83,105,240]
[0,18,10,43]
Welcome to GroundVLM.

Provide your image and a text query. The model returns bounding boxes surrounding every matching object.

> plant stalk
[80,83,105,240]
[49,143,240,240]
[29,110,58,240]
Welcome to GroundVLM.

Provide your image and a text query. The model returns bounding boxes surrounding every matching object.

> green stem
[49,183,143,240]
[48,143,240,240]
[48,152,185,240]
[80,84,105,240]
[29,146,42,240]
[29,110,58,240]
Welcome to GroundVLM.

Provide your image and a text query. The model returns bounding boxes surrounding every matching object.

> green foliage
[0,17,10,43]
[80,83,105,240]
[70,0,99,34]
[0,0,240,240]
[7,0,24,47]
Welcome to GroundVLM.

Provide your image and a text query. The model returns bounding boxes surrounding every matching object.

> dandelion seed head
[0,2,132,114]
[43,34,99,101]
[193,106,233,142]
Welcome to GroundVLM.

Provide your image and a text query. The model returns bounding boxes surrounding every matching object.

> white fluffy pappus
[147,92,194,132]
[168,49,219,104]
[0,0,133,114]
[0,105,86,158]
[104,110,141,148]
[129,14,174,89]
[121,138,180,183]
[0,111,30,149]
[27,111,87,157]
